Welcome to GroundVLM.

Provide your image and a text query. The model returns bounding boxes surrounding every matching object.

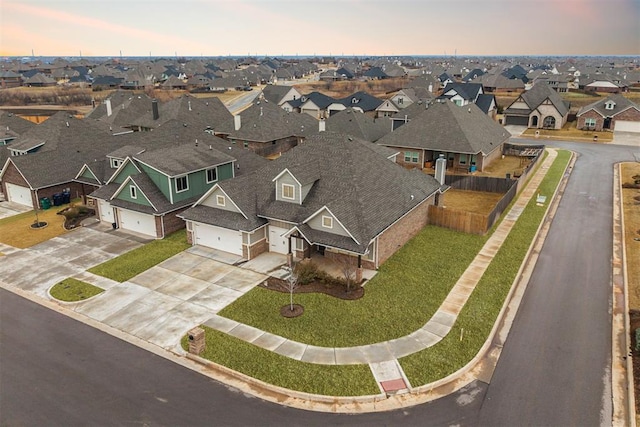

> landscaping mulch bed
[280,304,304,318]
[262,277,364,301]
[57,206,95,230]
[30,221,48,229]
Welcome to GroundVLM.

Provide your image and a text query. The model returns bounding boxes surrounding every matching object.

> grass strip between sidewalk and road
[181,330,380,396]
[88,230,190,282]
[190,150,569,396]
[50,277,104,302]
[400,150,571,384]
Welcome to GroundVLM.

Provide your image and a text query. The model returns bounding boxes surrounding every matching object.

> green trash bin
[40,197,51,210]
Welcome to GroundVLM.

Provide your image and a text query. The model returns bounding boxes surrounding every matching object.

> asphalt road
[1,140,637,426]
[0,288,485,426]
[476,140,637,426]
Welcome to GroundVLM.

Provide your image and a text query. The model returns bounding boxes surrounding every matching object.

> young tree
[284,264,299,312]
[338,257,357,293]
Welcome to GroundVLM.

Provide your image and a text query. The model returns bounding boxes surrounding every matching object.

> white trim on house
[105,157,142,185]
[110,175,158,211]
[193,183,249,220]
[0,158,34,189]
[302,205,360,245]
[74,164,101,183]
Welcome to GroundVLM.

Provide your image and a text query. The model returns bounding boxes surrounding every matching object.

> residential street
[0,139,637,426]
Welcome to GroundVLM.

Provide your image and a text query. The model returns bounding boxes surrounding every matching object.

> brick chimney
[152,99,159,120]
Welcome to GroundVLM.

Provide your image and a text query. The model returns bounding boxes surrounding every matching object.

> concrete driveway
[0,200,31,220]
[0,226,267,351]
[70,249,266,350]
[612,131,640,146]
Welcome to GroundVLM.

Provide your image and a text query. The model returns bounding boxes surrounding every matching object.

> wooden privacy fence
[428,144,544,235]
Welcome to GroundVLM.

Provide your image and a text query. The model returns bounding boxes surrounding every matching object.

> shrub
[294,261,321,285]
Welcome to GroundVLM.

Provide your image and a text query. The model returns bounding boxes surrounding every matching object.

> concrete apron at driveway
[71,250,267,350]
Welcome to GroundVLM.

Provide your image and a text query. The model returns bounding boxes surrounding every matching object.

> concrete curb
[612,162,636,427]
[175,149,574,413]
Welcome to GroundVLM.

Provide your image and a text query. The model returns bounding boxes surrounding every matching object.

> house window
[543,116,556,129]
[243,142,249,149]
[585,118,596,128]
[282,183,295,200]
[605,101,615,110]
[397,97,404,105]
[404,151,419,163]
[454,99,463,106]
[459,153,467,165]
[110,158,122,168]
[129,185,137,199]
[206,168,217,183]
[175,175,188,193]
[322,215,333,229]
[216,195,225,206]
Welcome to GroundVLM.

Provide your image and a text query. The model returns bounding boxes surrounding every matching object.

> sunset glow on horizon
[2,0,639,57]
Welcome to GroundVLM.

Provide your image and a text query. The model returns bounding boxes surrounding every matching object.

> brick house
[180,132,445,270]
[576,94,640,133]
[503,82,569,129]
[76,125,268,239]
[376,101,510,173]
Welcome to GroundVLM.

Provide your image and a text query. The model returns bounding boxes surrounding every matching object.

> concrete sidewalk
[0,146,574,410]
[202,149,558,392]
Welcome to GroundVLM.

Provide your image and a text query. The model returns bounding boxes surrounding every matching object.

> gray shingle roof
[229,100,318,142]
[514,82,568,116]
[134,141,236,177]
[377,101,510,155]
[324,108,391,142]
[577,94,639,117]
[184,132,442,254]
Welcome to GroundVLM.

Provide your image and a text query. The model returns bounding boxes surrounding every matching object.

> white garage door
[118,208,157,237]
[269,225,290,254]
[194,223,243,255]
[98,199,114,223]
[6,183,32,207]
[615,121,640,133]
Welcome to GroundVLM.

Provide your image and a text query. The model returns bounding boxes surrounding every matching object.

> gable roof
[229,100,317,142]
[335,91,384,111]
[576,94,639,117]
[377,101,510,155]
[440,82,483,102]
[507,82,568,116]
[324,108,390,142]
[133,140,236,177]
[182,132,442,254]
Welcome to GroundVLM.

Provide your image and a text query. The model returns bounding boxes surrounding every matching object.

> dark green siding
[139,164,170,199]
[114,183,152,207]
[112,162,141,184]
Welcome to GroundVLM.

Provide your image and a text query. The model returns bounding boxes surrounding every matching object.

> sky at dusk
[1,0,639,57]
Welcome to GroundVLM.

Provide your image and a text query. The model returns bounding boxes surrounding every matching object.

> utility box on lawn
[187,327,206,355]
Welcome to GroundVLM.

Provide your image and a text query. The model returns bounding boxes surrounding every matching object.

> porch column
[356,255,363,283]
[287,235,293,268]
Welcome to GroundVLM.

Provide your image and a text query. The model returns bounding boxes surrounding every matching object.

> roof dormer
[604,100,616,110]
[272,164,318,205]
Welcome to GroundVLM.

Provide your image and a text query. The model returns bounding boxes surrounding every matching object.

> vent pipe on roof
[234,114,241,131]
[152,99,159,120]
[435,154,446,186]
[195,139,198,147]
[188,100,192,111]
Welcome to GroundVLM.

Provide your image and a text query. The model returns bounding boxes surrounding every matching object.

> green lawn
[50,277,104,302]
[190,150,570,395]
[399,150,571,384]
[88,230,190,282]
[181,329,379,396]
[219,226,486,347]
